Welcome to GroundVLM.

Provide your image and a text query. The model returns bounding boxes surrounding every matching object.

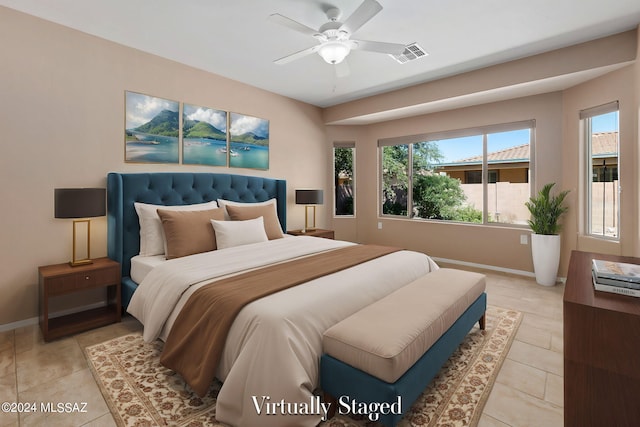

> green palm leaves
[525,183,570,235]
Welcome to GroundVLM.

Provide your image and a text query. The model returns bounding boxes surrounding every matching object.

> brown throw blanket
[160,244,401,397]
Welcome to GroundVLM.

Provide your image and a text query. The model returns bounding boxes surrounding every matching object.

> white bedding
[130,254,166,284]
[128,236,438,427]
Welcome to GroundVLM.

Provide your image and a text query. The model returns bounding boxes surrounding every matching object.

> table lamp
[54,188,106,266]
[295,189,323,233]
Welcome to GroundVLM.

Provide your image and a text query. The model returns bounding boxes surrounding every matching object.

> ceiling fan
[269,0,407,66]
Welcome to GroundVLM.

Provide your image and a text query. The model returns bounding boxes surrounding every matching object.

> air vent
[390,43,428,64]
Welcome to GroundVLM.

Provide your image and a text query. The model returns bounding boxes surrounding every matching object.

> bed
[107,172,439,427]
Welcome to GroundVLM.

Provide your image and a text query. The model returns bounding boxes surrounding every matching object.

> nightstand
[287,229,335,239]
[38,257,121,341]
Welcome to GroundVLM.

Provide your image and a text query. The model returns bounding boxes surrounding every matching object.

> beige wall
[0,7,328,326]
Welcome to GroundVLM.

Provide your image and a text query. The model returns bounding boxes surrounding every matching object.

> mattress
[130,254,166,284]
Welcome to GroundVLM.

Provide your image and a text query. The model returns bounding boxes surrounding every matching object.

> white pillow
[210,217,268,250]
[134,200,218,256]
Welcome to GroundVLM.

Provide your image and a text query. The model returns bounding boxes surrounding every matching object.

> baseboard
[431,256,567,284]
[0,301,108,333]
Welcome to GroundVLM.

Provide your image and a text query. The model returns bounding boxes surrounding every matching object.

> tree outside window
[334,144,355,216]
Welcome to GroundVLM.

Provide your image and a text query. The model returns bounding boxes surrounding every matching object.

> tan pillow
[157,208,225,259]
[225,204,284,240]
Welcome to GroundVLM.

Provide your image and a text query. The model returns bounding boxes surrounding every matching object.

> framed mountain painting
[124,91,179,163]
[182,104,228,166]
[229,112,269,170]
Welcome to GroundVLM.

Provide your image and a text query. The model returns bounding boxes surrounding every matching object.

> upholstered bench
[320,268,487,427]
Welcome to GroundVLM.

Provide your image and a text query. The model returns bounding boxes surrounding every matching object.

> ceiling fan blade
[340,0,383,34]
[352,39,406,55]
[268,13,320,37]
[274,45,320,65]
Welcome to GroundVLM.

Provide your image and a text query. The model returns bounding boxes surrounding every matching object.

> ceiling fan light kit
[318,41,351,64]
[270,0,410,71]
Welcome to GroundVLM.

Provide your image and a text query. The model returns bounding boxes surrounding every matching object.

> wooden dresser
[563,250,640,426]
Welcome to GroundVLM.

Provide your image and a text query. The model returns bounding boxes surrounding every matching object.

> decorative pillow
[224,203,284,240]
[210,217,269,250]
[157,208,225,259]
[134,201,218,256]
[217,198,278,220]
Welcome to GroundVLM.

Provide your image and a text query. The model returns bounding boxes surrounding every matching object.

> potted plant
[525,183,570,286]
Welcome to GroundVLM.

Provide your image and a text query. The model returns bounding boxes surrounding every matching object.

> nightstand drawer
[75,267,119,289]
[47,266,119,295]
[47,276,77,294]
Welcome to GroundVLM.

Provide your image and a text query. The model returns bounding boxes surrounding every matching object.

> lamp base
[304,205,317,233]
[69,258,93,267]
[70,219,93,267]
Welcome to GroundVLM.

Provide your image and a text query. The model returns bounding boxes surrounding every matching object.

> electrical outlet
[378,222,383,230]
[520,234,528,245]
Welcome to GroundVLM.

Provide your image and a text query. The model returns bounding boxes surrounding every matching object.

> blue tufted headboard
[107,172,286,308]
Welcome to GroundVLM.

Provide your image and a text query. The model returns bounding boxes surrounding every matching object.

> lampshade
[318,42,350,64]
[55,188,106,266]
[55,188,106,219]
[296,189,324,205]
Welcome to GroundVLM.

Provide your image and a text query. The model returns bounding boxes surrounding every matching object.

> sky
[432,110,618,164]
[184,104,227,132]
[229,113,269,138]
[592,111,618,133]
[125,91,178,129]
[434,129,530,163]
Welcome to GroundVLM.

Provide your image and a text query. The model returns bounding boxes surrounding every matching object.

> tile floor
[0,270,564,427]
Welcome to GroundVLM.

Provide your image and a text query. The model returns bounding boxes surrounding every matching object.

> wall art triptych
[124,91,269,170]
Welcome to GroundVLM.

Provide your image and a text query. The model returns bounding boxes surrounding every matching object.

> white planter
[531,234,561,286]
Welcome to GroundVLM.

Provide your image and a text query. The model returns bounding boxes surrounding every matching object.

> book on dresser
[592,259,640,284]
[592,278,640,297]
[592,265,640,298]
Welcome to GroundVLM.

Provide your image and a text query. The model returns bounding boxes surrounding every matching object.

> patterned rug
[85,305,521,427]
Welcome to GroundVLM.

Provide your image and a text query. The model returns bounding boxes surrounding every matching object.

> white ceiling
[2,0,640,109]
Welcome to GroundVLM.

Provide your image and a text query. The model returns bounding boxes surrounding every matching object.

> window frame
[378,120,535,228]
[580,101,620,241]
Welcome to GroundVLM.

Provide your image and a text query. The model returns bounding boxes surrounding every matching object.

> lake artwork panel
[125,91,179,163]
[229,112,269,170]
[183,104,228,166]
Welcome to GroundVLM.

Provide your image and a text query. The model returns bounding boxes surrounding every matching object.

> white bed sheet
[128,237,439,427]
[129,228,293,284]
[130,254,167,284]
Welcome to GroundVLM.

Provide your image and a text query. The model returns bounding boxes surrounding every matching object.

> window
[333,142,355,216]
[380,121,534,226]
[581,102,619,239]
[486,128,531,224]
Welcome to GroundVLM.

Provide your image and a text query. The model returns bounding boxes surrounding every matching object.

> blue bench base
[320,292,487,427]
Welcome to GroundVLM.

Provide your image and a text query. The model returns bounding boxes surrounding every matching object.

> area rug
[85,305,521,427]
